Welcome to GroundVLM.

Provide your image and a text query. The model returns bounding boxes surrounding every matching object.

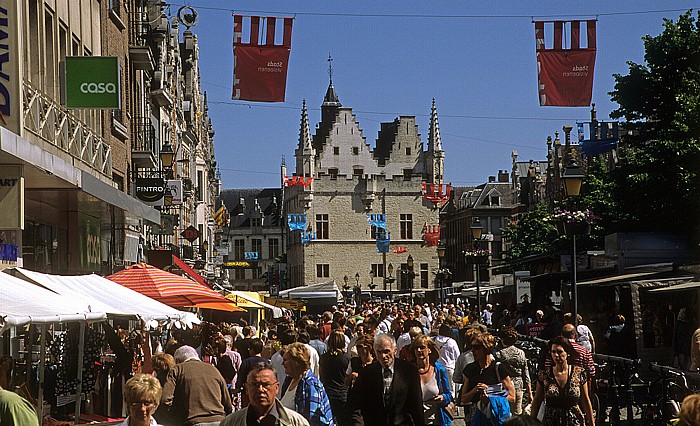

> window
[420,263,429,288]
[44,11,56,96]
[316,264,330,278]
[403,169,413,181]
[251,239,262,259]
[316,214,329,239]
[491,195,500,206]
[329,168,338,180]
[252,267,263,279]
[353,168,364,177]
[233,239,245,260]
[251,217,262,227]
[234,269,245,280]
[352,147,359,155]
[268,238,280,259]
[491,217,502,235]
[406,147,411,155]
[371,264,385,279]
[197,171,204,201]
[370,225,379,239]
[27,0,40,83]
[334,146,339,155]
[400,214,413,239]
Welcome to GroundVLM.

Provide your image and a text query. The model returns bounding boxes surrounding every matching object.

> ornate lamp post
[354,272,361,307]
[369,269,376,301]
[437,242,447,305]
[386,263,395,301]
[407,255,415,306]
[343,275,350,303]
[470,218,484,317]
[562,160,585,326]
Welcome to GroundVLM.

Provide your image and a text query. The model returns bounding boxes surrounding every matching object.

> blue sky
[173,1,699,189]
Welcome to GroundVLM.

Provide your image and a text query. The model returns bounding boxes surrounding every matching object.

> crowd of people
[2,299,700,426]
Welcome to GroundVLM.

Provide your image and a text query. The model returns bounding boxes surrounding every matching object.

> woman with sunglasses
[460,332,515,422]
[531,336,594,426]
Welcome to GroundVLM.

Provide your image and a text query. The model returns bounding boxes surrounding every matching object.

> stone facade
[284,83,446,301]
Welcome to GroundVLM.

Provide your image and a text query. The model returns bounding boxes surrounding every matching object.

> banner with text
[535,20,596,107]
[232,15,293,102]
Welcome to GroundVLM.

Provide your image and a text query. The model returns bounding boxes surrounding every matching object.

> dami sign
[64,56,121,109]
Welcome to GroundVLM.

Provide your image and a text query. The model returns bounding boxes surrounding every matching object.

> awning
[265,297,307,311]
[279,281,341,301]
[460,285,507,297]
[5,267,200,328]
[647,282,700,293]
[0,271,107,333]
[576,272,662,286]
[173,254,207,286]
[226,291,284,318]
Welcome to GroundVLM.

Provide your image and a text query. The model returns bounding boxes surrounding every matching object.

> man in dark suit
[351,333,423,426]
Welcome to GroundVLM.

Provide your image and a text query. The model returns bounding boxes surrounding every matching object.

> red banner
[232,15,293,102]
[535,20,596,107]
[422,224,440,247]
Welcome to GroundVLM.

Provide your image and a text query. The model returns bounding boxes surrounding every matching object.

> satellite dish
[178,6,198,29]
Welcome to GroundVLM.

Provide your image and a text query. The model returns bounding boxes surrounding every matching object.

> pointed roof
[323,81,341,107]
[428,98,442,152]
[299,100,312,150]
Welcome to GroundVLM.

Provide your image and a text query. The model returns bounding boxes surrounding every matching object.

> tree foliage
[502,202,559,260]
[608,11,700,239]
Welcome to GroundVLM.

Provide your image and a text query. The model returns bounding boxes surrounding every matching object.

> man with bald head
[561,323,595,378]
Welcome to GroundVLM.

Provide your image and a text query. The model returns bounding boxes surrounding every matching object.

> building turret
[295,100,315,177]
[426,98,445,184]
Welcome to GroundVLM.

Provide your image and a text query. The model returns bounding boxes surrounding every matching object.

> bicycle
[644,363,700,425]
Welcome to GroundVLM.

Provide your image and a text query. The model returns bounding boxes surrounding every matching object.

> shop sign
[134,177,165,206]
[166,179,183,205]
[153,214,176,235]
[181,225,199,243]
[214,245,229,256]
[223,261,251,269]
[0,3,20,134]
[64,56,121,109]
[79,213,101,270]
[0,165,23,229]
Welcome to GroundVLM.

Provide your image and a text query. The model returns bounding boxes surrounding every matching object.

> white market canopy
[4,268,199,329]
[0,271,107,333]
[279,280,341,301]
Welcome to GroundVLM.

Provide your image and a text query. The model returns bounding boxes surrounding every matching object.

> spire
[299,100,312,150]
[323,53,341,107]
[428,98,442,152]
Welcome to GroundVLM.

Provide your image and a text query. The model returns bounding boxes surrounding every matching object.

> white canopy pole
[74,321,86,423]
[37,324,47,425]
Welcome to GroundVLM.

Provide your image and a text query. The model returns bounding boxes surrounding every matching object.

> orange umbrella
[107,263,243,311]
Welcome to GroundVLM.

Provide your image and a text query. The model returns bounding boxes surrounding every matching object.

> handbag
[444,401,456,420]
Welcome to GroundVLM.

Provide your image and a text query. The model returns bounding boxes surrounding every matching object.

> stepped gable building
[284,80,446,301]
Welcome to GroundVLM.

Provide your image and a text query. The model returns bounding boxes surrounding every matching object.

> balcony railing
[131,116,158,168]
[23,81,112,177]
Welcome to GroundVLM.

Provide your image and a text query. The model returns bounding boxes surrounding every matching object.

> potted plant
[551,209,597,236]
[463,248,490,264]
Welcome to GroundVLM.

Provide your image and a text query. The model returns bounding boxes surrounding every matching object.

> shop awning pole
[74,321,86,423]
[37,324,47,425]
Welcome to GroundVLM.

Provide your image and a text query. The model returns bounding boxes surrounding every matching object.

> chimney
[498,170,509,183]
[488,176,496,183]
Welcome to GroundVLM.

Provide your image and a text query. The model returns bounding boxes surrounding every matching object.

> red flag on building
[535,20,596,107]
[232,15,293,102]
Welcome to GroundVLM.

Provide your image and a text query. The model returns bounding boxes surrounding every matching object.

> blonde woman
[689,328,700,372]
[119,373,163,426]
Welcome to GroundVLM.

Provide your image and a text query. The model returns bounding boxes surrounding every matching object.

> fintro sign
[64,56,121,109]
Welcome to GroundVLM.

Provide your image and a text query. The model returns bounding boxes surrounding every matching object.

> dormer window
[353,168,364,177]
[329,168,338,180]
[491,195,500,206]
[403,169,412,181]
[251,217,262,227]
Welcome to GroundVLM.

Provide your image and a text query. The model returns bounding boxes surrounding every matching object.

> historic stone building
[284,81,446,301]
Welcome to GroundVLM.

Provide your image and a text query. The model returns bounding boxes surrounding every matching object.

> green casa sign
[64,56,121,109]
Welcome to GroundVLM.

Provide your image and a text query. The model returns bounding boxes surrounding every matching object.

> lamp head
[470,218,483,240]
[388,263,394,276]
[160,142,175,169]
[562,159,585,197]
[437,242,446,258]
[407,255,414,269]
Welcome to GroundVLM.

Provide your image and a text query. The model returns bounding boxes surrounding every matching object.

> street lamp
[562,160,585,326]
[354,272,361,307]
[160,142,175,170]
[407,255,414,306]
[343,275,350,303]
[386,263,395,301]
[369,269,376,301]
[437,242,446,305]
[470,218,484,317]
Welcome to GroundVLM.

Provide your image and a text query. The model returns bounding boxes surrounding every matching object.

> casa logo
[80,82,117,94]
